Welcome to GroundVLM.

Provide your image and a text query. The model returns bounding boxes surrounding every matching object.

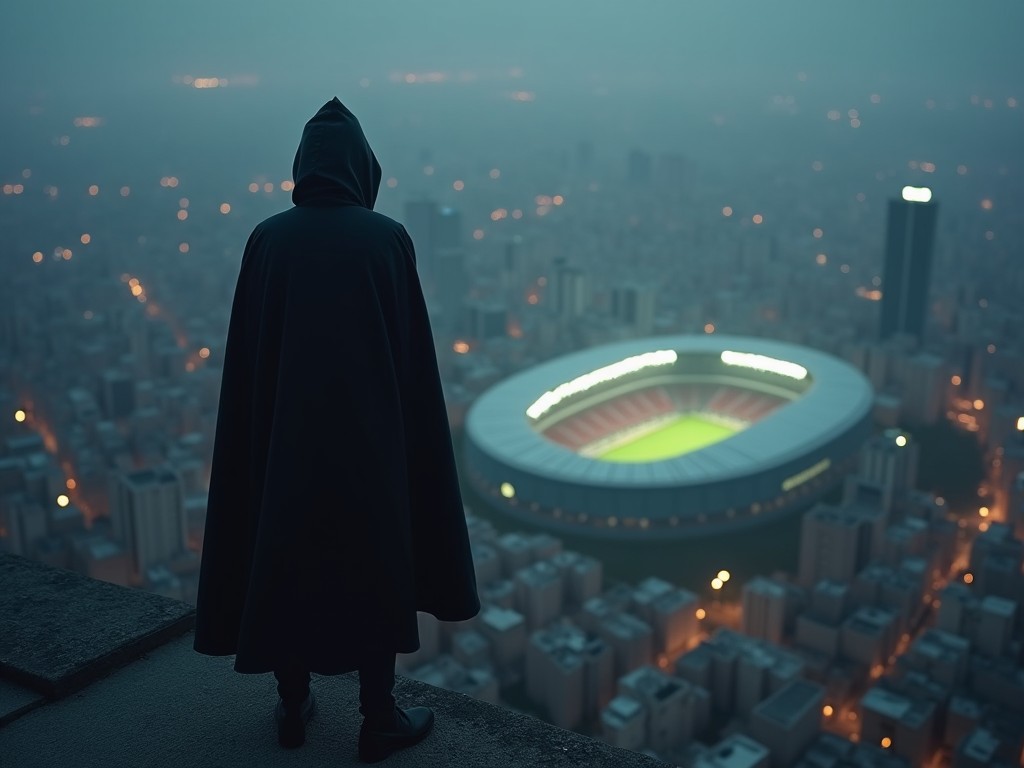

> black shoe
[358,706,435,763]
[275,691,316,748]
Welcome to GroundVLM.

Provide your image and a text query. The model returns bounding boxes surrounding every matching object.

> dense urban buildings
[2,71,1023,767]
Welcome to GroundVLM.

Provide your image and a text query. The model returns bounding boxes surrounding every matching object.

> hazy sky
[4,1,1023,97]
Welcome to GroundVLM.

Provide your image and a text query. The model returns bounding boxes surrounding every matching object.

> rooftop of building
[695,733,770,768]
[0,553,672,768]
[861,685,934,728]
[751,679,824,728]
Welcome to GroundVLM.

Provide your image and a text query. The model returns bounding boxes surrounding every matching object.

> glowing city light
[695,608,706,620]
[1016,416,1024,431]
[895,435,908,447]
[822,705,834,717]
[453,340,470,354]
[721,351,807,380]
[56,494,70,508]
[973,399,985,410]
[881,737,892,749]
[711,578,724,591]
[979,507,989,518]
[526,350,678,420]
[901,186,932,203]
[500,482,515,499]
[32,252,43,263]
[14,410,26,423]
[219,203,231,214]
[951,375,962,386]
[717,570,731,582]
[66,478,77,490]
[198,347,210,359]
[964,573,974,584]
[80,234,91,244]
[722,206,733,217]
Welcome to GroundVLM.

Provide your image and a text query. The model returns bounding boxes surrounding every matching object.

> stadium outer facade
[464,335,874,540]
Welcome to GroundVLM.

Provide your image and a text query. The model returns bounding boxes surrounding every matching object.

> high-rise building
[742,577,787,645]
[853,428,920,514]
[618,665,709,753]
[798,503,875,588]
[879,187,938,343]
[551,258,589,320]
[402,202,465,313]
[610,283,656,336]
[111,467,186,580]
[748,679,824,768]
[526,621,613,729]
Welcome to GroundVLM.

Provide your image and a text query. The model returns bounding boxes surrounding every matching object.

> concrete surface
[0,632,674,768]
[0,553,194,698]
[0,678,44,727]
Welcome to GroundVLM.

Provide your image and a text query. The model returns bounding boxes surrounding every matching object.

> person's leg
[358,649,397,726]
[357,648,435,762]
[274,653,314,749]
[275,654,311,710]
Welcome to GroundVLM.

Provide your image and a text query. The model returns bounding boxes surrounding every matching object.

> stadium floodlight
[901,185,932,203]
[720,350,808,380]
[526,350,678,420]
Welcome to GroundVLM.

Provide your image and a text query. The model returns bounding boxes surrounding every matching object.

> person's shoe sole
[358,707,435,763]
[276,691,317,749]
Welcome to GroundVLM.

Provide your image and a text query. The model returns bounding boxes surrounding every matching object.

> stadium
[464,335,874,539]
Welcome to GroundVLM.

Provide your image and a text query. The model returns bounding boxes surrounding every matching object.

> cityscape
[2,3,1023,767]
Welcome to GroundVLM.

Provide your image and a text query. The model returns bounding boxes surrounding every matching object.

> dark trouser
[274,650,397,724]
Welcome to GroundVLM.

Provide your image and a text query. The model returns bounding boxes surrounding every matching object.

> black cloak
[193,98,480,674]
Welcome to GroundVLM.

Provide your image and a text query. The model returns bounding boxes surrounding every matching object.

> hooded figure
[193,98,480,682]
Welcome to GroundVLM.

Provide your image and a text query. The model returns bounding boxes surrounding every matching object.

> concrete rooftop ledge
[0,554,672,768]
[0,553,194,704]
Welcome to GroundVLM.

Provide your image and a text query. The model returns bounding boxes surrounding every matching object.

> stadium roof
[466,335,873,489]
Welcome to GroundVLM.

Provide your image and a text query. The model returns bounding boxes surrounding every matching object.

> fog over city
[2,3,1024,767]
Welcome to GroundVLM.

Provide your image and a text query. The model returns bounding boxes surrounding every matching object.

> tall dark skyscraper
[879,186,938,343]
[402,200,466,331]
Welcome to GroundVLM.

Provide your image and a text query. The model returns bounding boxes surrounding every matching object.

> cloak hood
[291,97,382,208]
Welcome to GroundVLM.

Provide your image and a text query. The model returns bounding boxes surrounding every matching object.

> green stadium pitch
[598,415,738,463]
